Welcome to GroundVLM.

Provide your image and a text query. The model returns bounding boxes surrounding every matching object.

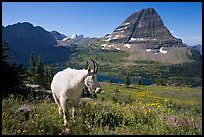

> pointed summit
[130,8,177,41]
[98,8,200,64]
[104,8,184,49]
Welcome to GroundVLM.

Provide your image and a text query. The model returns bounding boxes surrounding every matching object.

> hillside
[53,41,202,87]
[2,22,76,66]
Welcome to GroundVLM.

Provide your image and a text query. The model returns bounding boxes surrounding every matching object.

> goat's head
[84,59,101,94]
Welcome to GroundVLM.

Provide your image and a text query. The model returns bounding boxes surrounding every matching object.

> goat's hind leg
[52,92,62,115]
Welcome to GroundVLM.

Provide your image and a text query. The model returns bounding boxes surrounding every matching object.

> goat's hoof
[63,123,67,126]
[61,127,70,135]
[63,121,68,126]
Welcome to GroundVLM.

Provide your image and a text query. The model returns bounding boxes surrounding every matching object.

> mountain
[191,44,202,55]
[2,22,56,47]
[2,8,201,68]
[2,22,99,67]
[2,22,78,67]
[50,30,67,41]
[56,34,98,49]
[103,8,183,48]
[57,34,84,47]
[98,8,201,64]
[49,30,99,48]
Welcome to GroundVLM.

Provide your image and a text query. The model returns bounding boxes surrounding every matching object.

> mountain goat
[51,59,101,126]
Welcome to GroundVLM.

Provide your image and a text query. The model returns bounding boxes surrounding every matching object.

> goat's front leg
[71,99,79,119]
[72,107,75,119]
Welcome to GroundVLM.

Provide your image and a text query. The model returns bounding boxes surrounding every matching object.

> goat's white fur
[51,65,100,126]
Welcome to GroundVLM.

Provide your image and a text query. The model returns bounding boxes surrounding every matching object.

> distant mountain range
[190,44,202,55]
[56,34,98,49]
[2,8,202,67]
[2,22,98,67]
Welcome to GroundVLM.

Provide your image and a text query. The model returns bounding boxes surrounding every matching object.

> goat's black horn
[91,59,98,73]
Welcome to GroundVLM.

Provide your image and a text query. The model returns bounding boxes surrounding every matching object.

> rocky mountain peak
[98,8,200,64]
[69,34,77,39]
[50,31,67,41]
[102,8,184,50]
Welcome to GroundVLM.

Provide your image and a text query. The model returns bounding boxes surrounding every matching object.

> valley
[52,42,202,87]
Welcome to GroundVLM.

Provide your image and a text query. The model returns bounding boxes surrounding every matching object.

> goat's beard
[82,86,97,98]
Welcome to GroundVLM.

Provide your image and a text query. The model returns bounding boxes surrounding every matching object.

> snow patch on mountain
[105,35,111,38]
[69,34,77,39]
[104,37,111,41]
[124,43,131,48]
[114,30,124,33]
[108,44,115,47]
[130,38,157,41]
[130,37,137,41]
[145,49,151,52]
[112,35,120,40]
[62,37,69,41]
[101,44,107,47]
[117,26,128,31]
[62,34,77,41]
[159,47,167,54]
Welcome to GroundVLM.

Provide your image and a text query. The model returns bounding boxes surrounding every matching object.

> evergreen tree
[2,41,10,63]
[44,67,50,89]
[49,65,54,83]
[1,41,26,94]
[28,52,36,84]
[36,55,45,86]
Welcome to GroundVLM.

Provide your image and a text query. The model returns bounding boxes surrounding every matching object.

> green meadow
[2,83,202,135]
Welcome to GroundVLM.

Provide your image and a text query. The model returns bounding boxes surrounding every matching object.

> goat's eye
[92,76,95,79]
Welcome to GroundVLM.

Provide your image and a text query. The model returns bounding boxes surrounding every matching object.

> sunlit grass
[2,83,202,135]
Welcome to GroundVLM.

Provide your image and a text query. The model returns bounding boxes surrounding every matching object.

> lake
[97,74,153,85]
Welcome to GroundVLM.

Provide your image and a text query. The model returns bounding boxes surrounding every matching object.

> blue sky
[2,2,202,45]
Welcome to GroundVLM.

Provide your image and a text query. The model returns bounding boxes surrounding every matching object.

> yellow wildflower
[22,129,26,134]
